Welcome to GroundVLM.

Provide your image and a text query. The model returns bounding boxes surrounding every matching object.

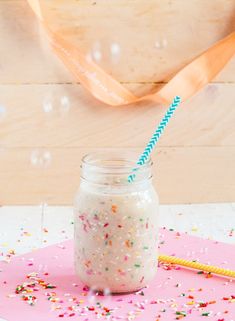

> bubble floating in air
[155,38,168,49]
[102,287,112,304]
[60,95,70,113]
[42,97,53,113]
[93,50,102,62]
[110,42,121,63]
[38,263,48,273]
[30,149,51,168]
[0,105,7,120]
[90,41,102,62]
[88,286,99,305]
[87,285,112,306]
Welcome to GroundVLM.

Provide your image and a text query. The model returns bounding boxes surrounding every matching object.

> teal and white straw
[128,96,181,182]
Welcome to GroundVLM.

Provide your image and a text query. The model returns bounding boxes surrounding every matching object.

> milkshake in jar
[74,151,159,293]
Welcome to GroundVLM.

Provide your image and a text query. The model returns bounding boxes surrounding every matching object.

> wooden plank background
[0,0,235,205]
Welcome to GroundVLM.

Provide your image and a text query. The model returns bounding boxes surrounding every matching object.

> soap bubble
[0,105,7,120]
[110,42,121,63]
[42,96,53,113]
[92,50,102,62]
[110,43,121,56]
[155,38,168,49]
[88,286,100,304]
[38,263,48,273]
[103,287,111,296]
[42,94,71,115]
[89,42,102,62]
[60,95,70,113]
[30,149,51,168]
[102,287,112,304]
[88,286,112,305]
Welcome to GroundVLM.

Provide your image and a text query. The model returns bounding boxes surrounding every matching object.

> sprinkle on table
[125,240,132,248]
[201,312,211,316]
[176,310,187,319]
[197,271,204,275]
[111,205,117,213]
[5,227,235,320]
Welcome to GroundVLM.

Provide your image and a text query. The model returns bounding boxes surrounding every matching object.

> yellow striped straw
[159,254,235,278]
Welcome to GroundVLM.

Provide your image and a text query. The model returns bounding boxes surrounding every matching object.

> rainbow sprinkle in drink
[74,151,159,293]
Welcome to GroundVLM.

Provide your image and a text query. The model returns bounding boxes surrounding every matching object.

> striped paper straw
[158,254,235,278]
[128,96,181,182]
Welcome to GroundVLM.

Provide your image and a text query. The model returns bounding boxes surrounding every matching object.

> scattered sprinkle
[201,312,211,316]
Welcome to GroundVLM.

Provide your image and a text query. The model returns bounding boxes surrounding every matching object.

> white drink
[74,181,159,293]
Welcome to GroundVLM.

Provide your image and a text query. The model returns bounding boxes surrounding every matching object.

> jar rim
[81,150,152,173]
[81,150,153,185]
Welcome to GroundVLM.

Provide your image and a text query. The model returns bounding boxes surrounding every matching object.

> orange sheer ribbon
[27,0,235,106]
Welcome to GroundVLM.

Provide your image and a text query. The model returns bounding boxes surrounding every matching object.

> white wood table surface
[1,203,235,259]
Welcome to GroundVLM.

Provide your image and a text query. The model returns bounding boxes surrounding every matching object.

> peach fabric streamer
[27,0,235,106]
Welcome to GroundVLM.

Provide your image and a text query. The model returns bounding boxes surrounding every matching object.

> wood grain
[0,0,235,204]
[0,147,234,205]
[0,0,234,84]
[0,83,235,148]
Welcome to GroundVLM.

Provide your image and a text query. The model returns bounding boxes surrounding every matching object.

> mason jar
[74,151,159,293]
